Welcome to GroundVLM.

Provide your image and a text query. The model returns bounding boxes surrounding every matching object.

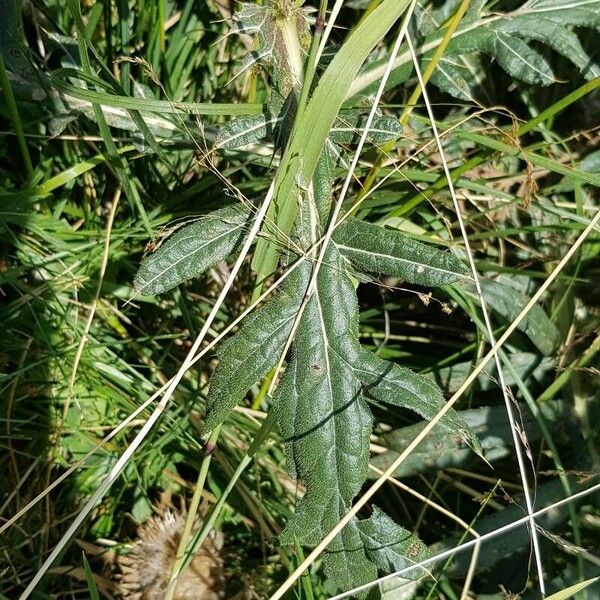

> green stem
[0,53,33,181]
[295,0,328,122]
[251,2,327,303]
[165,424,222,600]
[251,368,275,410]
[173,413,276,579]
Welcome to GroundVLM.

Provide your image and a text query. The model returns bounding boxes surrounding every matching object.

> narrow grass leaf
[82,553,100,600]
[544,578,600,600]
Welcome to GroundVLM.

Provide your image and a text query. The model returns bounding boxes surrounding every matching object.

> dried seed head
[119,509,225,600]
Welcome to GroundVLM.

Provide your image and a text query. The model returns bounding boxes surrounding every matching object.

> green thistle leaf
[133,205,251,295]
[334,217,470,286]
[358,507,429,575]
[204,262,309,432]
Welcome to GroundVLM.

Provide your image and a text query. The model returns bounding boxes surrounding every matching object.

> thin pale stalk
[330,479,600,599]
[63,188,121,423]
[405,32,545,595]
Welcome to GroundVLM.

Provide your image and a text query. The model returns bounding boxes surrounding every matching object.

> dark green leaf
[473,278,559,356]
[329,114,402,145]
[358,507,429,576]
[353,349,481,454]
[496,17,600,80]
[428,57,474,102]
[334,217,470,286]
[273,246,377,591]
[275,247,371,536]
[204,261,309,432]
[370,401,564,479]
[133,205,250,295]
[485,31,555,86]
[215,113,281,150]
[350,0,600,100]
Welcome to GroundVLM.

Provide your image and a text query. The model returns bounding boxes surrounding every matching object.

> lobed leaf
[353,349,481,454]
[271,245,479,593]
[204,261,310,432]
[133,205,251,295]
[473,278,560,356]
[357,507,429,576]
[275,246,371,541]
[334,217,470,287]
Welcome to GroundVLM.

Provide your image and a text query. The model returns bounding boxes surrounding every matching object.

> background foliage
[1,0,600,598]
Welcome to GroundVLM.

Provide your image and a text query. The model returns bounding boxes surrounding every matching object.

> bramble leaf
[133,205,251,295]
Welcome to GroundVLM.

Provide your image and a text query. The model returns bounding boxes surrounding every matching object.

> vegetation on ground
[1,0,599,598]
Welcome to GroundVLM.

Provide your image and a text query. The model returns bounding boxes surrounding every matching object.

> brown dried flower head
[119,509,225,600]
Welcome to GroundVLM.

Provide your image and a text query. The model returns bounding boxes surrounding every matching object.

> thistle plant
[134,0,599,592]
[3,0,599,597]
[134,0,483,592]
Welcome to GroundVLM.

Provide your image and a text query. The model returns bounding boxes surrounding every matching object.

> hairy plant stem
[251,1,326,303]
[295,0,328,121]
[165,424,222,600]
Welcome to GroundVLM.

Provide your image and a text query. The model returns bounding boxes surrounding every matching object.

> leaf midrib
[333,240,472,281]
